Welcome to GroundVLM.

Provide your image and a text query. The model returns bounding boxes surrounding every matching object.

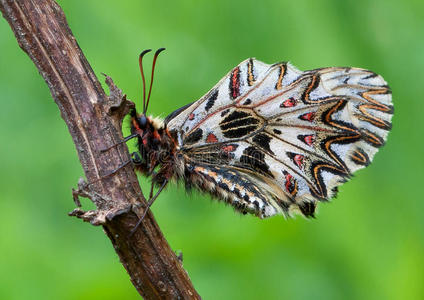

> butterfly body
[130,58,393,219]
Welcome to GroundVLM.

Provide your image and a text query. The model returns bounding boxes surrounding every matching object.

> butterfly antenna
[139,49,152,113]
[145,48,166,114]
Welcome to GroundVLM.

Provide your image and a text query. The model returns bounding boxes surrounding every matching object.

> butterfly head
[129,49,173,174]
[129,108,167,170]
[130,110,164,140]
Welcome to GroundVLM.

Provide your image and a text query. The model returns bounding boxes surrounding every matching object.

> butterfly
[120,48,393,223]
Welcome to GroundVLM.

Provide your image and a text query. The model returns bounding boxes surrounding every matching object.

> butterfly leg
[130,179,168,235]
[100,133,139,153]
[104,151,144,176]
[86,152,142,187]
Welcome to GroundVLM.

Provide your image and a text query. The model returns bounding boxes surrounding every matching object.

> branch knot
[70,178,131,225]
[102,73,134,120]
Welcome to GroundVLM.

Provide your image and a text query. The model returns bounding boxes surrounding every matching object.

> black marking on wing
[222,126,259,139]
[184,128,203,145]
[164,101,195,125]
[310,160,348,199]
[299,201,316,218]
[221,109,230,117]
[243,98,252,105]
[360,129,385,147]
[205,89,218,112]
[239,146,274,178]
[220,111,260,138]
[221,111,251,127]
[252,133,274,155]
[362,72,378,80]
[350,147,370,166]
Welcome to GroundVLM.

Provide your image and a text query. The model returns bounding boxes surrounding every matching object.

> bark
[0,1,200,299]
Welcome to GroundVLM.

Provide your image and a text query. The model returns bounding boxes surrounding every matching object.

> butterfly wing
[166,59,393,218]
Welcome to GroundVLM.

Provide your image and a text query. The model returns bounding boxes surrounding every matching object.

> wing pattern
[166,59,393,218]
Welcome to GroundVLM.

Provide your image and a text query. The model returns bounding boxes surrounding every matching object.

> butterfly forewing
[165,58,393,218]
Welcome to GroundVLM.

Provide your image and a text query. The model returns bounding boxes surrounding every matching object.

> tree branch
[0,1,200,299]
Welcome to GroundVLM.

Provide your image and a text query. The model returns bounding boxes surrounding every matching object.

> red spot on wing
[280,97,297,108]
[189,113,195,120]
[304,135,315,146]
[294,154,304,169]
[221,145,237,153]
[284,173,297,195]
[285,173,292,192]
[220,144,238,159]
[230,67,240,99]
[206,133,218,143]
[300,112,316,122]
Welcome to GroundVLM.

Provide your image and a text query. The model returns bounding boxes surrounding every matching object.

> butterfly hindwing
[166,59,393,218]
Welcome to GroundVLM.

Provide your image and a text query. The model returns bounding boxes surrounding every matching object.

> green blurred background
[1,0,423,299]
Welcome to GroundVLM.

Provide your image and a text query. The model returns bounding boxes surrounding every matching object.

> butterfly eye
[138,115,148,127]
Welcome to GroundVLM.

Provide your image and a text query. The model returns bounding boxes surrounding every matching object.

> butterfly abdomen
[182,163,280,217]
